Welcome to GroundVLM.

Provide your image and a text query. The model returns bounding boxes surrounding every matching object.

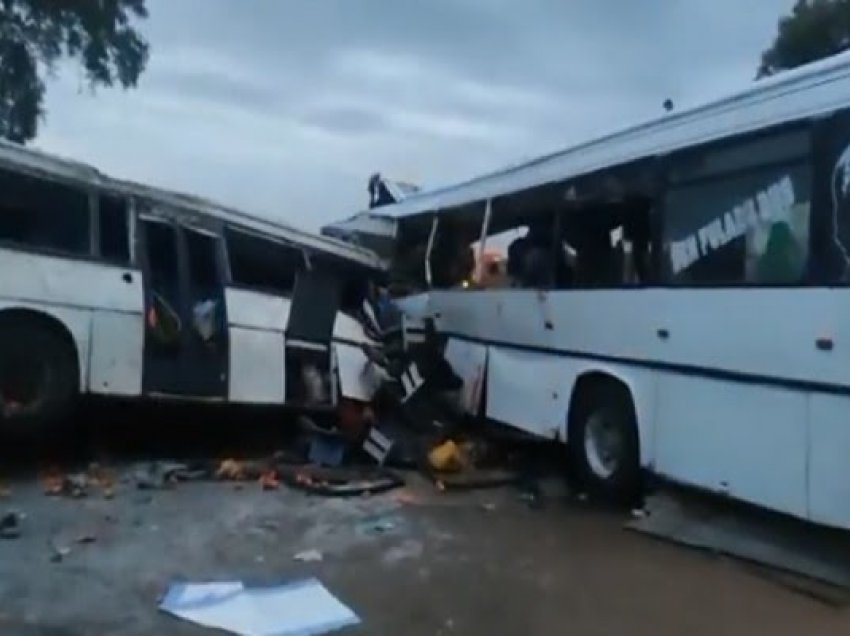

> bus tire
[0,318,79,434]
[569,379,640,504]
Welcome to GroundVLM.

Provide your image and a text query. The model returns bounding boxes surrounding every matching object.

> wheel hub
[584,412,623,479]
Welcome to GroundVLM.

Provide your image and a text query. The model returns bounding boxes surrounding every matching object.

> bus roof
[341,51,850,221]
[0,138,384,271]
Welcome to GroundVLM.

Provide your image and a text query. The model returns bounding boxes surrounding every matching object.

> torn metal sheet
[628,491,850,590]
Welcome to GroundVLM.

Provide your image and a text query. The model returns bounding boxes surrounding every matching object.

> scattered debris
[481,502,497,512]
[0,511,21,539]
[216,459,244,481]
[519,489,543,510]
[258,470,280,491]
[40,464,118,498]
[159,578,360,636]
[293,549,324,563]
[64,473,89,498]
[429,468,518,492]
[308,434,346,468]
[42,468,85,498]
[133,461,200,490]
[48,540,71,563]
[87,462,116,492]
[358,515,399,536]
[75,534,97,545]
[216,459,265,482]
[362,426,394,465]
[280,464,404,498]
[631,507,648,519]
[428,440,469,473]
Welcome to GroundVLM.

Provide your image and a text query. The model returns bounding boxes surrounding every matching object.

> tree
[759,0,850,78]
[0,0,149,144]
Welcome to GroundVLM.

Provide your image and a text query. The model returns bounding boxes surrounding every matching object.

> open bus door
[139,217,229,398]
[285,268,340,408]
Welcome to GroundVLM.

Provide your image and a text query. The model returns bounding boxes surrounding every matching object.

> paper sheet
[160,578,359,636]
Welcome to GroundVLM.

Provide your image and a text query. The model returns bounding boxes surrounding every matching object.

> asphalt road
[1,469,848,635]
[0,404,848,635]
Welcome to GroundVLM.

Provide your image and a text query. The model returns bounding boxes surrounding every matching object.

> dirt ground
[1,407,849,635]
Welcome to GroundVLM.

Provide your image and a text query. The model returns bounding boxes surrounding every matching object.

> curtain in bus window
[663,164,811,285]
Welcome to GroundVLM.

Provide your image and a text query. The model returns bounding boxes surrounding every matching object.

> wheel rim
[584,411,623,480]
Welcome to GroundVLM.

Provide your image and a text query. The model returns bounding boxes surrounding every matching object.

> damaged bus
[0,140,384,433]
[326,51,850,531]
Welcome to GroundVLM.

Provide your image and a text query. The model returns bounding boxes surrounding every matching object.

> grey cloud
[300,105,388,136]
[36,0,798,229]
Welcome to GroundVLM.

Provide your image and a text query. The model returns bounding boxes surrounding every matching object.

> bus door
[284,269,341,407]
[140,217,228,398]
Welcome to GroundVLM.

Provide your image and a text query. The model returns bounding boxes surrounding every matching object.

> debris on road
[159,578,360,636]
[293,549,324,563]
[216,459,266,482]
[48,540,71,563]
[0,511,21,539]
[42,468,88,498]
[133,461,202,490]
[358,515,399,536]
[39,463,117,499]
[258,470,280,491]
[281,464,404,497]
[428,439,468,473]
[307,434,346,468]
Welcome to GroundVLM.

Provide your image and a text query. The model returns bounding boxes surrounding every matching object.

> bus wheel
[0,320,78,433]
[569,380,640,503]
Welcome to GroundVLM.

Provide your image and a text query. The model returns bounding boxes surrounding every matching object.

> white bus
[326,52,850,530]
[0,140,384,433]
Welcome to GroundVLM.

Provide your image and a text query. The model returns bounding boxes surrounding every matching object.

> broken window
[387,214,436,295]
[99,195,130,264]
[428,205,484,290]
[0,167,90,257]
[186,229,221,290]
[145,221,180,289]
[226,227,305,295]
[663,129,811,286]
[537,166,659,290]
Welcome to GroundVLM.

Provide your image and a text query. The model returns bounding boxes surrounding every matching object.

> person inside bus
[506,232,528,285]
[508,220,572,288]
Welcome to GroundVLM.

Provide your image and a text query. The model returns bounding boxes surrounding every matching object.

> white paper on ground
[159,578,360,636]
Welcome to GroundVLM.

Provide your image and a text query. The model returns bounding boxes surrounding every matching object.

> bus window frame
[658,119,814,289]
[224,224,308,297]
[424,214,439,289]
[0,164,99,264]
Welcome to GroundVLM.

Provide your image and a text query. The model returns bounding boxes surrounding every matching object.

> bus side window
[99,195,130,264]
[226,227,304,295]
[662,129,811,286]
[0,167,90,257]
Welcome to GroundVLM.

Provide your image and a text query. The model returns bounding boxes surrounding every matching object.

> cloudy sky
[36,0,794,231]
